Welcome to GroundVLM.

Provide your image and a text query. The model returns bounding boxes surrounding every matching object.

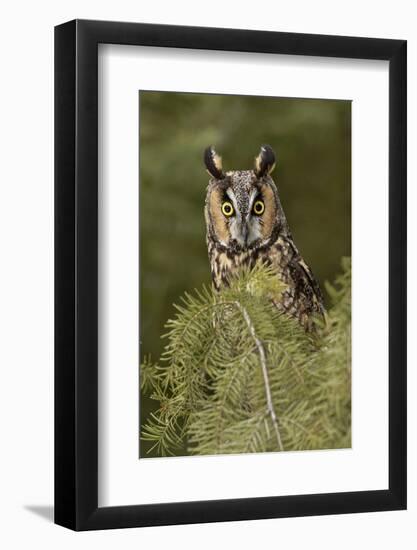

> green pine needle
[140,259,351,456]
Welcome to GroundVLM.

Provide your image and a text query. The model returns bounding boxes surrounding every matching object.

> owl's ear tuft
[254,145,276,177]
[204,146,224,179]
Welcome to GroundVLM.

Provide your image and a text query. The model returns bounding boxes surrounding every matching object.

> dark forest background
[139,91,351,456]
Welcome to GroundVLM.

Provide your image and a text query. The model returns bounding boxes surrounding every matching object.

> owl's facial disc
[206,172,280,252]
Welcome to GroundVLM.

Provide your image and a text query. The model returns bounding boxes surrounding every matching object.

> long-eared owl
[204,145,325,331]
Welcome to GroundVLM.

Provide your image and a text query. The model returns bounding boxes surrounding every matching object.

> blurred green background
[139,91,351,456]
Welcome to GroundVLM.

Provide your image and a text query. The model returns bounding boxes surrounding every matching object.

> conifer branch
[140,259,351,457]
[235,301,284,451]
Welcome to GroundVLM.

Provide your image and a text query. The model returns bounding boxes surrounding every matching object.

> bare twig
[235,302,284,451]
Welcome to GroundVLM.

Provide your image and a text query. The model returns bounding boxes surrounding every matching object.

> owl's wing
[297,258,325,314]
[280,256,326,331]
[284,238,325,312]
[268,237,326,330]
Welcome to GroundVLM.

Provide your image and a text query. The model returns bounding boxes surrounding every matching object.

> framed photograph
[55,19,406,530]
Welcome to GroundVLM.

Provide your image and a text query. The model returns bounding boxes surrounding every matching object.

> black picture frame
[55,19,407,531]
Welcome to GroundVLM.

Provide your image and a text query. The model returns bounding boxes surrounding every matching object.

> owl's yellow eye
[253,199,265,215]
[221,201,234,217]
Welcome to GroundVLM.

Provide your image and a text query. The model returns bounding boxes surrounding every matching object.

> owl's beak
[241,223,248,245]
[235,221,248,248]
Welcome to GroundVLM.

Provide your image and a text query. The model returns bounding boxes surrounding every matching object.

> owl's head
[204,145,288,252]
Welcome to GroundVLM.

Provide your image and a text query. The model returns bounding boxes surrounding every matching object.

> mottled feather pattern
[204,145,325,331]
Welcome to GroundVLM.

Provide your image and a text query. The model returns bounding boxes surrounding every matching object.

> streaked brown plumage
[204,145,325,331]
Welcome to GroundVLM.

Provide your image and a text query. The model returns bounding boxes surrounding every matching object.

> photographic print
[139,91,351,458]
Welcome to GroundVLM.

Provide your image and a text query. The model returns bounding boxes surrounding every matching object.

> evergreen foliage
[140,258,351,456]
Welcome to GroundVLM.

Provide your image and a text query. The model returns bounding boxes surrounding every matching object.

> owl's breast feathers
[208,235,325,331]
